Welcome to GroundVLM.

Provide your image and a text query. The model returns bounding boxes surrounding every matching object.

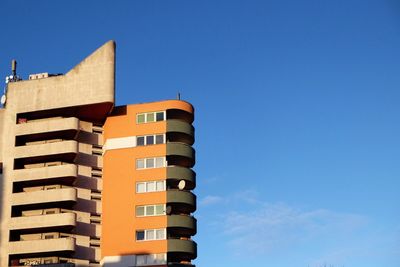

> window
[156,112,165,121]
[136,134,165,146]
[146,135,154,145]
[136,254,166,266]
[136,206,145,216]
[155,157,164,168]
[146,158,154,168]
[136,159,145,169]
[156,181,165,191]
[146,182,156,192]
[136,157,166,169]
[155,134,164,144]
[136,180,166,193]
[136,204,165,217]
[137,136,145,146]
[137,111,166,124]
[136,229,166,241]
[136,231,145,241]
[137,114,145,124]
[136,183,146,193]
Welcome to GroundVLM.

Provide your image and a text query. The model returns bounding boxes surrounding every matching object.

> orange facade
[102,100,196,264]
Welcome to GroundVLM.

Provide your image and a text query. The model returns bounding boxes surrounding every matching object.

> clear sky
[1,0,400,266]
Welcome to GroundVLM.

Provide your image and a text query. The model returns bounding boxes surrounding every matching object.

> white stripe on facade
[103,136,136,152]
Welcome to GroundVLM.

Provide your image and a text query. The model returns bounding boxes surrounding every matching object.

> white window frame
[136,111,166,124]
[136,180,166,193]
[136,228,166,241]
[136,157,166,170]
[136,204,166,217]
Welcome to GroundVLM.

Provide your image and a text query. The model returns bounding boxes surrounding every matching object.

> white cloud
[199,195,225,206]
[220,201,368,257]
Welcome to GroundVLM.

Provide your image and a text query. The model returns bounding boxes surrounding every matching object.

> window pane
[155,204,164,215]
[146,230,155,240]
[146,205,155,216]
[146,181,156,192]
[156,181,165,191]
[136,231,145,241]
[147,113,155,122]
[137,114,145,124]
[136,183,145,193]
[147,254,156,265]
[136,206,145,216]
[156,229,165,240]
[146,158,154,168]
[156,112,164,121]
[146,135,154,145]
[155,157,164,168]
[137,136,145,146]
[154,254,166,264]
[136,255,146,265]
[136,159,144,169]
[155,135,164,144]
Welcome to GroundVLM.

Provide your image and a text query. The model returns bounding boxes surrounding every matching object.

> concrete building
[0,41,197,267]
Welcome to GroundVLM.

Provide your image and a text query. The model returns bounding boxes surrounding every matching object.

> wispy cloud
[222,202,367,256]
[199,195,225,206]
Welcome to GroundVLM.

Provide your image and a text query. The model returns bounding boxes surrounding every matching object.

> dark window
[155,135,164,144]
[156,112,164,121]
[146,135,154,145]
[137,137,145,146]
[136,231,145,241]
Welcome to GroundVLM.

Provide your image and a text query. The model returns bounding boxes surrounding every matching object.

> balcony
[167,120,194,145]
[167,166,196,190]
[168,215,197,236]
[15,117,79,140]
[166,143,195,168]
[11,188,77,207]
[167,190,196,213]
[14,140,78,159]
[13,164,78,186]
[168,239,197,260]
[8,237,75,255]
[10,213,76,231]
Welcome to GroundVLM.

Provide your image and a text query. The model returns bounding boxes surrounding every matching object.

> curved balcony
[168,215,197,236]
[167,190,196,213]
[168,239,197,260]
[167,166,196,190]
[11,187,77,207]
[10,212,76,231]
[167,120,194,145]
[13,164,78,186]
[167,108,194,124]
[8,237,75,255]
[166,143,195,168]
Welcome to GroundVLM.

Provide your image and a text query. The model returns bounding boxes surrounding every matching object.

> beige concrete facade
[0,41,115,266]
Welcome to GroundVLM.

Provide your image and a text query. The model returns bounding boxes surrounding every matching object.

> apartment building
[0,41,197,267]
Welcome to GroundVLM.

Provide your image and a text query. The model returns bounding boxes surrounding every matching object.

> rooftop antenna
[6,59,21,84]
[11,60,17,77]
[177,92,181,100]
[2,59,21,106]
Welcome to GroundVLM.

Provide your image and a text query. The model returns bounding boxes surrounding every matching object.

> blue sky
[1,0,400,266]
